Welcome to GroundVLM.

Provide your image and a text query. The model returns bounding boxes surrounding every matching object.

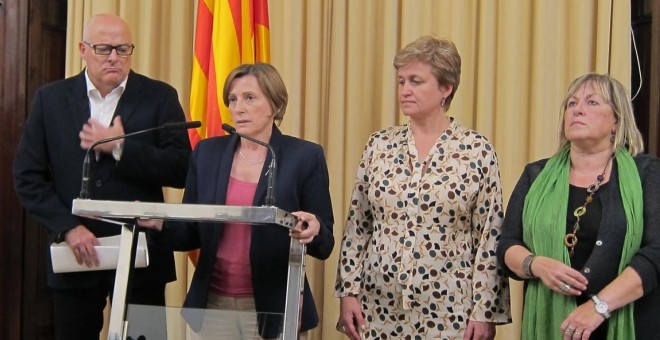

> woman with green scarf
[497,73,660,340]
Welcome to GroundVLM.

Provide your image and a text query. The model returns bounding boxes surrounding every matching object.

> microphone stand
[221,124,306,338]
[265,156,277,206]
[222,123,277,206]
[79,121,201,199]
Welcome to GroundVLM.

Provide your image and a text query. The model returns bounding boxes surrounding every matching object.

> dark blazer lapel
[215,134,239,205]
[66,71,92,129]
[113,70,141,126]
[207,135,239,245]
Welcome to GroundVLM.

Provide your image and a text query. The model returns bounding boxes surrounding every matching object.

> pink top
[210,176,258,296]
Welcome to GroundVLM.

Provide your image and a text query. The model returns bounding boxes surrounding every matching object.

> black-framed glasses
[83,42,135,56]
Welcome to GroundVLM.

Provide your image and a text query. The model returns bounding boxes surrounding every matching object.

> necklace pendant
[573,206,586,217]
[563,154,612,258]
[564,233,578,248]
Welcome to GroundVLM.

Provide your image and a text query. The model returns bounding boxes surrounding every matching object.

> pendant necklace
[564,153,614,257]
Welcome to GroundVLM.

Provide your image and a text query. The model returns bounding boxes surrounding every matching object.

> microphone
[222,123,277,206]
[79,120,201,199]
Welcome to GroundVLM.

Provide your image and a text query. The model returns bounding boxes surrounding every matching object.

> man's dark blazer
[13,70,192,289]
[167,126,334,336]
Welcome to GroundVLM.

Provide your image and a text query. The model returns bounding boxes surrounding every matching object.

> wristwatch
[591,295,611,319]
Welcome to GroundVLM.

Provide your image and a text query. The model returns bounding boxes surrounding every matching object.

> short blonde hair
[393,36,461,109]
[558,73,644,156]
[222,63,288,124]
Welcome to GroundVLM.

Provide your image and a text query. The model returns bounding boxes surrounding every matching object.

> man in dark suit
[13,13,191,339]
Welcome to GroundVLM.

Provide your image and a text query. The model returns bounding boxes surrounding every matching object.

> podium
[72,198,306,340]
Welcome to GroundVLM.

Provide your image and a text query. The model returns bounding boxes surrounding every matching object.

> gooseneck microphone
[222,123,277,206]
[79,121,202,199]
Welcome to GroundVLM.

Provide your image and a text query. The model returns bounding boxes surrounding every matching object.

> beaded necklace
[564,154,614,257]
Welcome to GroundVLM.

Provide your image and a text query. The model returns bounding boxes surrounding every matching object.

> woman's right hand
[136,218,164,232]
[337,295,367,340]
[532,256,588,295]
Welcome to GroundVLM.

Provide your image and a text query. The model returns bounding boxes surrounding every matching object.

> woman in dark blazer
[142,63,334,339]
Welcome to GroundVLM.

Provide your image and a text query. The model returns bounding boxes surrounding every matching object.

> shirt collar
[84,69,128,97]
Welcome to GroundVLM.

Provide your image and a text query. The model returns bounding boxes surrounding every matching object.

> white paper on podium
[50,232,149,273]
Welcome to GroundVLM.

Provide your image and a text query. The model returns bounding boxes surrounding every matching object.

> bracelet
[522,254,536,278]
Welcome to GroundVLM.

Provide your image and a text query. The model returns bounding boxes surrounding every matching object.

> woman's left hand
[560,302,606,340]
[289,211,320,244]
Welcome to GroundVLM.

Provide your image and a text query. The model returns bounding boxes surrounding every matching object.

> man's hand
[65,225,100,267]
[79,116,125,154]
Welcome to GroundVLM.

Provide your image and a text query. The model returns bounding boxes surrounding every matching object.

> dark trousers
[52,276,166,340]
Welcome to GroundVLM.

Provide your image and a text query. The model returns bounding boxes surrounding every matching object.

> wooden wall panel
[0,0,67,339]
[0,0,30,338]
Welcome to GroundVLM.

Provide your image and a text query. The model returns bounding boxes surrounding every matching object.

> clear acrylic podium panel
[72,199,304,340]
[125,304,284,340]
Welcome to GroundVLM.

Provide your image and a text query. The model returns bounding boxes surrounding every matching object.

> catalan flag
[188,0,271,146]
[188,0,270,264]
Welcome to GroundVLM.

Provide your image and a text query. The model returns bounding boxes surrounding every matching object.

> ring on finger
[574,332,582,338]
[560,282,571,291]
[565,327,575,333]
[335,323,345,333]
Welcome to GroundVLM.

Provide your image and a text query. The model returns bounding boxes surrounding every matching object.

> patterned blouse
[336,119,511,338]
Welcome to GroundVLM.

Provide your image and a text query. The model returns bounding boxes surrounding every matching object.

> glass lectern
[72,199,306,340]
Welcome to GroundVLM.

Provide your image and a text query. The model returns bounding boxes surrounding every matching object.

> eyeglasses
[83,42,135,56]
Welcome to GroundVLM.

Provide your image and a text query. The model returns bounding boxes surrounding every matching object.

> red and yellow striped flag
[188,0,270,146]
[187,0,270,264]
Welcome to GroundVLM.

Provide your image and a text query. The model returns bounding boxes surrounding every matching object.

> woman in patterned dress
[335,36,511,340]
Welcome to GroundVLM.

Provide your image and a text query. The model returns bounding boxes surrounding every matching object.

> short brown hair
[222,63,288,124]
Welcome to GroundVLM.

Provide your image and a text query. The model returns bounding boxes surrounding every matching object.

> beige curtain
[66,1,631,339]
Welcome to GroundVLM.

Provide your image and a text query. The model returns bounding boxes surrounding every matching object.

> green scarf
[521,146,643,340]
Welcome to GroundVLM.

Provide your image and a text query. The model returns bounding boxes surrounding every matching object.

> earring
[610,131,615,143]
[441,97,446,107]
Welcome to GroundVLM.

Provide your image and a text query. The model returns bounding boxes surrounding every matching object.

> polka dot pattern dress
[336,119,511,339]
